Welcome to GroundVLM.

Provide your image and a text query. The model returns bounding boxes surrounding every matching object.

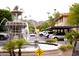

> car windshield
[48,31,54,34]
[54,33,65,35]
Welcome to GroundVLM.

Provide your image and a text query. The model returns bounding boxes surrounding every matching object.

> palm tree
[15,38,29,56]
[3,40,16,56]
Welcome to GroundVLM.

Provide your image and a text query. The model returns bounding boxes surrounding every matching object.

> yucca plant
[3,40,16,56]
[15,38,29,56]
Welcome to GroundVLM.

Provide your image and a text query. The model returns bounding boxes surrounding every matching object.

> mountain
[27,19,44,26]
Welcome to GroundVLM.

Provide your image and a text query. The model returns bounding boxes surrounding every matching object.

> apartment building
[55,13,68,26]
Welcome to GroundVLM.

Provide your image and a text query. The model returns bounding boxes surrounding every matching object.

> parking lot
[0,34,65,46]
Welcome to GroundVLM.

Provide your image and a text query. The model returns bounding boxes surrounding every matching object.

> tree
[3,40,16,56]
[6,6,11,11]
[36,21,49,31]
[65,30,79,55]
[29,24,35,33]
[27,21,35,33]
[65,31,74,45]
[15,38,29,56]
[36,16,55,31]
[67,3,79,26]
[47,16,55,26]
[66,3,79,55]
[0,9,12,32]
[53,9,61,19]
[71,31,79,55]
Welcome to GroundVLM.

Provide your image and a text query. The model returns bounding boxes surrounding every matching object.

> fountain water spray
[0,18,8,26]
[22,22,30,41]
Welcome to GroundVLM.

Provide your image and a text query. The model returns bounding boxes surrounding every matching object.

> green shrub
[59,44,73,52]
[59,45,67,52]
[34,40,39,43]
[66,44,73,49]
[46,38,57,43]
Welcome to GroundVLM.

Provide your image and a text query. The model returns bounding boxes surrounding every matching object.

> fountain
[0,6,62,56]
[5,6,27,40]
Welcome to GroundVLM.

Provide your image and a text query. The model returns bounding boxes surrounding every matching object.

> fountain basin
[0,43,62,56]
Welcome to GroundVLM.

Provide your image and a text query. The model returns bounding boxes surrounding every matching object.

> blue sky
[0,0,79,21]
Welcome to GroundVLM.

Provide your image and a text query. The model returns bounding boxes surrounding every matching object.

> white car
[49,33,65,40]
[0,33,9,40]
[39,31,49,37]
[30,34,36,37]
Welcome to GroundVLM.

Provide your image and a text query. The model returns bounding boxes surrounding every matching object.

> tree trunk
[12,50,16,56]
[72,39,77,56]
[9,50,12,56]
[18,47,21,56]
[70,41,73,45]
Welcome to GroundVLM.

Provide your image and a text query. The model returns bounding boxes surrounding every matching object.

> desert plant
[59,45,67,52]
[15,38,29,56]
[59,44,73,56]
[3,40,16,56]
[59,44,73,52]
[46,38,57,43]
[66,44,73,49]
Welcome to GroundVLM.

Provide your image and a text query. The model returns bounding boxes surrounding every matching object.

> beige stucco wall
[55,17,68,26]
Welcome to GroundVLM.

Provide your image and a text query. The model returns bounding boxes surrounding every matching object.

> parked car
[39,31,49,37]
[0,33,9,40]
[49,32,65,40]
[30,33,36,37]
